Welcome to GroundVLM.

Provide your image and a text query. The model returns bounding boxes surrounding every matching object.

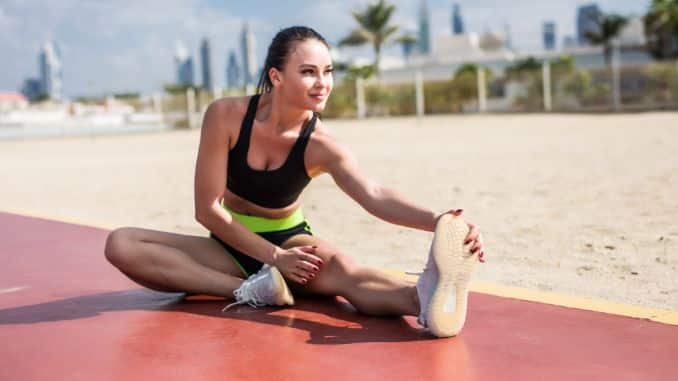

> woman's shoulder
[206,95,249,121]
[201,96,251,136]
[307,117,354,170]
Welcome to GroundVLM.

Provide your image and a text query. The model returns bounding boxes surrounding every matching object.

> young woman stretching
[104,26,485,337]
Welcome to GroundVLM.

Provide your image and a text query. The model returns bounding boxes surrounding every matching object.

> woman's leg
[104,227,245,297]
[280,234,420,317]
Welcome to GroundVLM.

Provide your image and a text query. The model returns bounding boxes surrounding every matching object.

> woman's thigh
[107,227,245,278]
[279,234,357,297]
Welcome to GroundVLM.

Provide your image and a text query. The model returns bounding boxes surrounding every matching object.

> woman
[104,26,485,338]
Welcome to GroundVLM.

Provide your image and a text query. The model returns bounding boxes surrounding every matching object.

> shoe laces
[222,270,268,312]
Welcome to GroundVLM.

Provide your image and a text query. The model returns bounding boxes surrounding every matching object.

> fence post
[611,39,621,111]
[152,92,162,114]
[477,66,487,112]
[213,87,222,101]
[186,88,196,129]
[415,70,424,117]
[542,60,552,112]
[356,77,366,119]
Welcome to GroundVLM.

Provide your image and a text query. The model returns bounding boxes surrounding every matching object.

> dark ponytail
[256,26,330,94]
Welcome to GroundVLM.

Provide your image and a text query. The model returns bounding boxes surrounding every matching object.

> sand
[1,112,676,310]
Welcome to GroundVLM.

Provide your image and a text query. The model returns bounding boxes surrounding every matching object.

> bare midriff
[222,187,301,219]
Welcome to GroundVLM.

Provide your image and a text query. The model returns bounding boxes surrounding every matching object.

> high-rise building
[226,50,241,90]
[543,21,556,51]
[200,38,215,91]
[21,78,42,101]
[401,29,418,59]
[174,40,194,86]
[451,3,464,35]
[504,23,513,50]
[577,4,601,45]
[39,41,62,100]
[240,23,258,88]
[418,0,431,55]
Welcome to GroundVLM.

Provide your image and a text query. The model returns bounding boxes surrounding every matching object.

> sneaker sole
[426,214,476,337]
[270,266,295,306]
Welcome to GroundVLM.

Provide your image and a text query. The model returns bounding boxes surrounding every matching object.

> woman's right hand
[272,245,324,285]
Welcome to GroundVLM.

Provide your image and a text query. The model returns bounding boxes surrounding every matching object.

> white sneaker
[222,264,294,312]
[416,214,478,337]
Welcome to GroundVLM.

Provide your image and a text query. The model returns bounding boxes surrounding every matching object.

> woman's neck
[257,91,311,135]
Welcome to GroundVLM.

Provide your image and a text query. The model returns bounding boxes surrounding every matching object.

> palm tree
[644,0,678,59]
[338,0,405,77]
[584,13,629,66]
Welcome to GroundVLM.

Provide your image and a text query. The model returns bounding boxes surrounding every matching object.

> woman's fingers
[297,249,324,267]
[297,260,319,276]
[290,271,309,285]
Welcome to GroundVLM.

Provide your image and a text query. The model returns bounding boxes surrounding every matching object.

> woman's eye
[302,69,334,74]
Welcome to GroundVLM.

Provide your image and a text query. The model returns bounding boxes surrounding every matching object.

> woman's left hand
[438,209,485,263]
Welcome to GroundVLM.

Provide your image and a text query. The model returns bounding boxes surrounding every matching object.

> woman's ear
[269,67,283,88]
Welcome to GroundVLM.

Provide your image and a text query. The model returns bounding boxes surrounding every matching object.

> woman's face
[272,39,334,112]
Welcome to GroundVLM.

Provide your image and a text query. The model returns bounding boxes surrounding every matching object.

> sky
[0,0,650,98]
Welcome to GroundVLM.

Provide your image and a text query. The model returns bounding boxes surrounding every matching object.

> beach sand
[1,112,676,310]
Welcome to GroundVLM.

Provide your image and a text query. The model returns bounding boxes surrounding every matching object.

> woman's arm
[315,132,441,232]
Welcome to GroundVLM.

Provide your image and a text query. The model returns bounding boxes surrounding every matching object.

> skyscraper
[504,23,513,50]
[401,29,417,59]
[226,50,241,90]
[21,78,42,101]
[200,38,214,91]
[451,3,464,35]
[240,23,257,88]
[418,0,431,55]
[174,40,194,86]
[39,41,62,101]
[577,4,601,45]
[543,22,556,51]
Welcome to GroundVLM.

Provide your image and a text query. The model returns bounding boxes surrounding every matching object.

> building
[21,78,43,101]
[543,22,556,51]
[504,23,513,50]
[39,41,63,101]
[240,23,258,89]
[451,3,464,35]
[418,0,431,55]
[200,38,214,91]
[0,92,29,111]
[577,4,601,46]
[174,41,195,86]
[226,50,241,90]
[401,29,418,59]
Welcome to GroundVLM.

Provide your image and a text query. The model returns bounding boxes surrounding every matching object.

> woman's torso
[222,94,321,219]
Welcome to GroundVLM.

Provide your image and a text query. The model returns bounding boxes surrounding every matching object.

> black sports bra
[226,93,317,209]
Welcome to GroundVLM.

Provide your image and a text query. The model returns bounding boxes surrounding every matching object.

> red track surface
[1,211,677,380]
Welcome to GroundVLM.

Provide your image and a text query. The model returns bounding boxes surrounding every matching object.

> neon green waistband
[223,204,306,233]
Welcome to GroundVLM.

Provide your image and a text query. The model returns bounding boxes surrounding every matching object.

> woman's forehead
[287,40,332,66]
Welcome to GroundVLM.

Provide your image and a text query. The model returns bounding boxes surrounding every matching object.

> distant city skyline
[0,0,648,97]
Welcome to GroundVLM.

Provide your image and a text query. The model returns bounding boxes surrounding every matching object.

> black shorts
[209,220,313,277]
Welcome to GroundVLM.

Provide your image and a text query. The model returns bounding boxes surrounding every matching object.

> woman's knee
[309,248,358,293]
[104,227,138,267]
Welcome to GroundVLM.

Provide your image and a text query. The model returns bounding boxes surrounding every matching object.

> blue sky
[0,0,649,97]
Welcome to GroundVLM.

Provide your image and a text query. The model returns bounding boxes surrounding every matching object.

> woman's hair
[256,26,330,94]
